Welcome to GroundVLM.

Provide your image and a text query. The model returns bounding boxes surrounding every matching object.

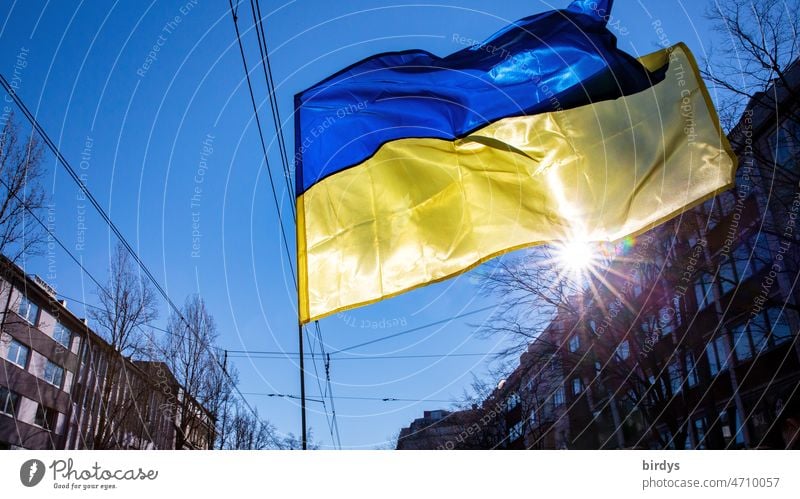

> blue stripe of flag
[294,0,663,194]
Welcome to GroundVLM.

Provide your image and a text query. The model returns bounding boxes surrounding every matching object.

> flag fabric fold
[294,0,657,195]
[295,0,736,324]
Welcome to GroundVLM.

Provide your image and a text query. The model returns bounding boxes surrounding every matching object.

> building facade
[0,257,215,450]
[396,409,486,450]
[398,59,800,450]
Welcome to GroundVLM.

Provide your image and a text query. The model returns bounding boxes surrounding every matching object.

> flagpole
[298,322,308,449]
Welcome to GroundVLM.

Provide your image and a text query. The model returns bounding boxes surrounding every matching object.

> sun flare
[557,239,595,273]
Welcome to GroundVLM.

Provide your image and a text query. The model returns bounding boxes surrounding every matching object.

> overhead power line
[226,352,503,360]
[313,321,342,448]
[222,302,498,359]
[250,0,295,207]
[227,0,297,282]
[0,74,181,322]
[241,392,457,404]
[0,177,234,445]
[304,321,338,448]
[331,304,498,353]
[227,0,325,450]
[54,292,177,335]
[0,73,273,445]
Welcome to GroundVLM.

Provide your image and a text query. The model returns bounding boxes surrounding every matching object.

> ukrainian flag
[295,0,736,323]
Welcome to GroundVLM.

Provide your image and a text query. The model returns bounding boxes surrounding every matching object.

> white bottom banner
[2,450,798,498]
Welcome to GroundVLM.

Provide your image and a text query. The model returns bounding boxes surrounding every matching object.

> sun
[557,238,595,274]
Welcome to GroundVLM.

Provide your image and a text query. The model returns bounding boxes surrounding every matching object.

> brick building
[398,58,800,450]
[396,408,485,450]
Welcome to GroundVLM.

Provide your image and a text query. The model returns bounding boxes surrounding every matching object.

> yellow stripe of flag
[298,44,736,323]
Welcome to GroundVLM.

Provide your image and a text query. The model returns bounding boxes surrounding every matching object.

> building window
[34,404,58,431]
[719,407,746,446]
[5,339,30,368]
[770,121,799,168]
[621,389,638,412]
[572,378,583,395]
[766,308,792,347]
[694,272,714,310]
[659,429,676,450]
[659,307,675,336]
[731,244,751,283]
[18,295,39,325]
[731,323,754,362]
[428,410,445,420]
[727,308,794,362]
[81,342,91,365]
[509,420,524,442]
[52,323,72,349]
[568,335,580,353]
[732,409,746,445]
[615,340,630,361]
[718,260,737,294]
[552,386,565,408]
[672,296,683,326]
[668,360,682,394]
[526,377,536,392]
[648,374,666,398]
[505,392,520,412]
[73,382,84,406]
[739,233,770,275]
[706,336,730,376]
[0,386,20,416]
[43,361,64,387]
[730,306,793,362]
[693,416,708,449]
[750,313,771,355]
[641,319,654,338]
[685,352,698,388]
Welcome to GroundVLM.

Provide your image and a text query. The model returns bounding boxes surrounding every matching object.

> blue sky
[0,0,722,448]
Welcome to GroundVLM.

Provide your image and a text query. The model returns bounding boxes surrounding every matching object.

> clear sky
[0,0,724,448]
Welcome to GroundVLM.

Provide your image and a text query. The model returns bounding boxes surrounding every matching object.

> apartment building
[397,58,800,450]
[396,409,481,450]
[0,257,215,450]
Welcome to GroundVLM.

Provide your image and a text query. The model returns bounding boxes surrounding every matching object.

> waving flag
[295,0,736,323]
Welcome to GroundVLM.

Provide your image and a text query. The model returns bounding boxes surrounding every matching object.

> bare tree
[91,243,157,357]
[89,243,158,448]
[205,357,239,450]
[0,114,47,263]
[457,372,503,409]
[473,223,700,449]
[0,114,49,349]
[163,295,234,449]
[276,428,319,450]
[377,431,401,450]
[700,0,800,314]
[702,0,800,249]
[475,246,589,359]
[160,295,288,450]
[703,0,800,130]
[226,403,281,450]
